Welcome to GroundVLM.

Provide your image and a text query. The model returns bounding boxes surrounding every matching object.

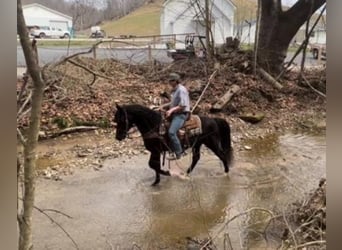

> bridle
[119,106,164,140]
[119,107,130,138]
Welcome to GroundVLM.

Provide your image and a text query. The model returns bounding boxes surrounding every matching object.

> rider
[164,73,191,160]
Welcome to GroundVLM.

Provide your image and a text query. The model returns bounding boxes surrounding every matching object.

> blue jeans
[168,113,187,156]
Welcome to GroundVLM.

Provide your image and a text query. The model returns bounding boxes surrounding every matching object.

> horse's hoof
[151,180,160,186]
[178,173,190,180]
[224,172,230,178]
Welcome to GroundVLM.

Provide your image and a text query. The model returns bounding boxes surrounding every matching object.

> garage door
[49,21,68,30]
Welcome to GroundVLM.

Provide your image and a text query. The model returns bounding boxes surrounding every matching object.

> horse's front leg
[149,152,170,186]
[187,143,202,174]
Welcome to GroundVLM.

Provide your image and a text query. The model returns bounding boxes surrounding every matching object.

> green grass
[17,39,97,47]
[239,43,299,52]
[240,43,254,51]
[100,0,163,37]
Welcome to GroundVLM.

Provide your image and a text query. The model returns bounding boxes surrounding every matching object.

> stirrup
[167,151,187,160]
[166,153,181,161]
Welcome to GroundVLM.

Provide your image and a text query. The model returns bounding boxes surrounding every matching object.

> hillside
[100,0,164,37]
[97,0,257,37]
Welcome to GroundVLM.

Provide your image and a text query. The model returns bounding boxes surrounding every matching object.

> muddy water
[32,133,325,249]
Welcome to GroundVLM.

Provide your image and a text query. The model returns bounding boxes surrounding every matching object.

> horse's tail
[214,118,233,166]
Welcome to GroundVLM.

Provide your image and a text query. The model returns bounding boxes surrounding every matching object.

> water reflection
[138,174,233,248]
[237,133,326,249]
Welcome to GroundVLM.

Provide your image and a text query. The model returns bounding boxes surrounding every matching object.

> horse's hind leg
[204,138,229,173]
[187,143,202,174]
[151,171,160,186]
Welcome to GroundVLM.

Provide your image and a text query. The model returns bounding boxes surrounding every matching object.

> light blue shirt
[170,84,190,112]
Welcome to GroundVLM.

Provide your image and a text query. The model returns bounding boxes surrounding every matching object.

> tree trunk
[17,0,46,249]
[257,0,325,75]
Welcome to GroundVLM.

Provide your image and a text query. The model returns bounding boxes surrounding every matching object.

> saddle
[160,114,202,149]
[179,114,202,136]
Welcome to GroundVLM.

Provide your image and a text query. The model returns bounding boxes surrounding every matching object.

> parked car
[90,26,106,38]
[30,26,70,39]
[309,43,326,60]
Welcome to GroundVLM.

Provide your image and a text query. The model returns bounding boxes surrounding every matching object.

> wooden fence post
[318,46,322,63]
[148,45,152,65]
[92,44,97,59]
[32,38,39,65]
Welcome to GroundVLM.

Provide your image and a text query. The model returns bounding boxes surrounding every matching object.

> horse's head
[113,104,134,141]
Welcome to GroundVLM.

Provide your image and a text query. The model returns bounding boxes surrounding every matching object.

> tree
[17,0,46,249]
[256,0,326,75]
[234,0,257,40]
[188,0,215,59]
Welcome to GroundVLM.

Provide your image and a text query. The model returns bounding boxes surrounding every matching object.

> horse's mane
[124,104,162,125]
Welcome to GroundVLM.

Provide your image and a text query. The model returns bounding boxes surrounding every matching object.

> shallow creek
[32,133,326,249]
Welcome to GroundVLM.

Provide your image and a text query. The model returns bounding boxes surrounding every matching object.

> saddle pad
[182,114,202,134]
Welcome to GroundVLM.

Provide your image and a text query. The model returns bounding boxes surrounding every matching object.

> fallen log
[258,68,283,90]
[48,126,99,138]
[211,84,240,111]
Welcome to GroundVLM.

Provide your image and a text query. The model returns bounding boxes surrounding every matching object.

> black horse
[114,104,233,186]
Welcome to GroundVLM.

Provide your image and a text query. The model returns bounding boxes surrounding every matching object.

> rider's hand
[166,110,172,117]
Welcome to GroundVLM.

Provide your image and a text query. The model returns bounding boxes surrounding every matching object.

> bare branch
[17,128,26,146]
[17,73,29,103]
[296,240,326,249]
[53,40,103,66]
[17,107,32,123]
[67,59,113,81]
[191,69,218,112]
[301,74,326,98]
[200,207,275,249]
[17,90,32,119]
[282,206,298,249]
[39,208,73,219]
[18,197,79,249]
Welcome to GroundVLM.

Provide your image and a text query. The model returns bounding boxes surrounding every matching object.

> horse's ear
[115,102,122,111]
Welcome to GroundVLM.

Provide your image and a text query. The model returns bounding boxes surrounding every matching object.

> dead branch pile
[17,50,326,136]
[265,179,326,249]
[285,178,326,249]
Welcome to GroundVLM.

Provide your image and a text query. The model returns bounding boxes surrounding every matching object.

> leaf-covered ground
[17,52,326,137]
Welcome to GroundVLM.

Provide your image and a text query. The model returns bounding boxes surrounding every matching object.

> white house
[239,20,256,45]
[23,3,72,31]
[308,29,326,44]
[160,0,236,45]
